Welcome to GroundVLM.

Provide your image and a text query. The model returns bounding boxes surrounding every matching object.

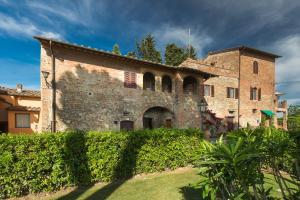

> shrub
[0,128,203,198]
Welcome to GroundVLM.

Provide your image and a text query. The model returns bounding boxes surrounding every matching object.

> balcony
[276,100,287,112]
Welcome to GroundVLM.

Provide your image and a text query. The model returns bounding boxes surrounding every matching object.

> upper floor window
[183,76,198,95]
[124,71,137,88]
[162,75,172,93]
[204,84,214,97]
[227,87,238,99]
[15,113,30,128]
[253,61,259,74]
[143,72,155,91]
[250,87,261,101]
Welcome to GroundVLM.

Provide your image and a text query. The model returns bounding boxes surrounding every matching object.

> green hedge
[0,128,203,198]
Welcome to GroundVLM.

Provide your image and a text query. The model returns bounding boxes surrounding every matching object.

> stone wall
[39,44,204,131]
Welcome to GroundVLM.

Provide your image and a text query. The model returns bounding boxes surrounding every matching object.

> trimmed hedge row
[0,128,203,198]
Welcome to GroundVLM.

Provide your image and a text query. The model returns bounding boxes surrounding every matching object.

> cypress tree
[186,45,197,59]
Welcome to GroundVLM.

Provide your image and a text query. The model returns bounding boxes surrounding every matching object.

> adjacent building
[35,36,287,134]
[0,84,41,133]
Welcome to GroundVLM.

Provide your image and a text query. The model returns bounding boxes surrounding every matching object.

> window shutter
[235,88,239,99]
[258,88,261,101]
[200,84,204,96]
[124,71,130,87]
[130,72,137,88]
[250,87,253,100]
[227,87,230,98]
[211,85,215,97]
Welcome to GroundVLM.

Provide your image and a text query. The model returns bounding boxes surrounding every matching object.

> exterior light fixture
[41,71,51,88]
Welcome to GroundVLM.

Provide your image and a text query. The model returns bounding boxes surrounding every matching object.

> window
[183,76,198,94]
[162,75,172,93]
[204,85,214,97]
[227,87,239,99]
[250,87,261,101]
[15,113,30,128]
[124,71,137,88]
[253,61,259,74]
[143,72,155,91]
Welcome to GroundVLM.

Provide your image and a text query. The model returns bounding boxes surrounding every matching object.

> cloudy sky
[0,0,299,104]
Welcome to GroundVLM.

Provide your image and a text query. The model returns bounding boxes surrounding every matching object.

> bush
[0,128,203,198]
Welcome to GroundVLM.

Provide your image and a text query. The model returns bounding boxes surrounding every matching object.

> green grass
[14,168,298,200]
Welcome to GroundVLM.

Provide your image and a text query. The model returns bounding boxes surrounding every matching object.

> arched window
[162,75,172,93]
[143,72,155,91]
[183,76,198,95]
[253,61,258,74]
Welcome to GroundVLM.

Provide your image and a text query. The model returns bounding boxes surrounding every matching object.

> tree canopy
[165,43,187,66]
[136,34,162,63]
[112,44,121,55]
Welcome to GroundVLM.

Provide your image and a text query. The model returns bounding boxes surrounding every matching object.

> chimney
[16,84,23,93]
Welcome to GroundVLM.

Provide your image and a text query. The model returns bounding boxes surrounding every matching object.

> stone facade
[36,37,286,132]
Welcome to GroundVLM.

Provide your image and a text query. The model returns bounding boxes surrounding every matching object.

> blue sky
[0,0,300,104]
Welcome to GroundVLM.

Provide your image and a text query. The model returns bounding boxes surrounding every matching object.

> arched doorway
[143,106,174,129]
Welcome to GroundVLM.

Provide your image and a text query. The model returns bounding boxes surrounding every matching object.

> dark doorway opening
[0,121,8,133]
[143,117,153,129]
[226,117,234,131]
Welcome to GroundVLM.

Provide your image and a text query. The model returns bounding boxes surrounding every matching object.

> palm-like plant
[198,136,265,199]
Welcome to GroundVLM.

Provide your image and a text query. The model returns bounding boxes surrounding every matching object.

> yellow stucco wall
[8,111,39,134]
[0,94,40,134]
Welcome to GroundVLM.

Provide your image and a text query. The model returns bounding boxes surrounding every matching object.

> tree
[112,44,121,55]
[164,43,187,66]
[136,34,162,63]
[288,105,300,116]
[126,51,136,58]
[186,45,197,59]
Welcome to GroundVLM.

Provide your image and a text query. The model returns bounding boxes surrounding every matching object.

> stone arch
[143,106,174,129]
[162,75,172,93]
[183,76,198,94]
[143,72,155,91]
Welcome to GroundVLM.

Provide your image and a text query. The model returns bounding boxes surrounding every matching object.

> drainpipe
[49,40,56,132]
[237,51,241,129]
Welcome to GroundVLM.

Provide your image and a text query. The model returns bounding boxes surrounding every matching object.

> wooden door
[120,120,134,131]
[165,119,172,128]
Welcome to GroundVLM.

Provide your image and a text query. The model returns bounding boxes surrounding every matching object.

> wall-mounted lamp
[41,71,51,88]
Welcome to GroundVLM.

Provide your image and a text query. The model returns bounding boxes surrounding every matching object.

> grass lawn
[13,167,297,200]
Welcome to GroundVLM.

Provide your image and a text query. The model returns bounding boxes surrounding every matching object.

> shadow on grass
[179,185,203,200]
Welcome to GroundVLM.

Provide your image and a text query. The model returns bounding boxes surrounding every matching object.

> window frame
[227,87,239,99]
[204,84,214,97]
[15,113,30,128]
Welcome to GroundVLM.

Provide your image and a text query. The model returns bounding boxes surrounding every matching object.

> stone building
[0,84,40,133]
[34,36,287,133]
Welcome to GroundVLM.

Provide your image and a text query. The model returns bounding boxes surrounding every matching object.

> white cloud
[0,12,62,39]
[271,35,300,105]
[26,0,105,28]
[153,25,212,56]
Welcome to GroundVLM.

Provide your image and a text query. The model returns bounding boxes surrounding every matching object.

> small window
[124,71,137,88]
[15,113,30,128]
[227,87,239,99]
[204,85,214,97]
[253,61,259,74]
[250,87,258,100]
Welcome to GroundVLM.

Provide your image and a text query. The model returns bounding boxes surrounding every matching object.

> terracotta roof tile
[7,106,40,112]
[0,86,40,98]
